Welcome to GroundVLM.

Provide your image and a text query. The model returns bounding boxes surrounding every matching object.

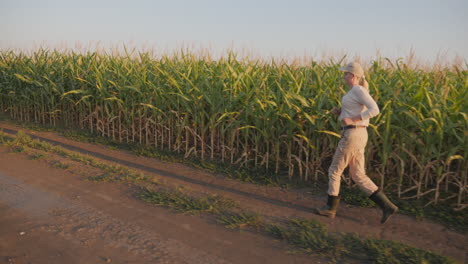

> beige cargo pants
[328,127,378,196]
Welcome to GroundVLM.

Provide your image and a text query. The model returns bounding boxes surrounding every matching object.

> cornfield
[0,48,466,208]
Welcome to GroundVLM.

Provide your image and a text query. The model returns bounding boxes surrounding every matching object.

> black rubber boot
[369,190,398,224]
[315,195,340,218]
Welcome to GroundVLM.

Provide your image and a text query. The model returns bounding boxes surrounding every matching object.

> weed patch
[29,152,46,160]
[87,173,115,182]
[51,160,71,169]
[216,210,263,229]
[137,188,237,214]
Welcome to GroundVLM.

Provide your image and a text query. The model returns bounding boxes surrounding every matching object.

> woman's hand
[342,118,354,126]
[342,115,362,125]
[331,107,341,115]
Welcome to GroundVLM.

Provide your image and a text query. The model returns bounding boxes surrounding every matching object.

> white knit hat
[339,62,364,78]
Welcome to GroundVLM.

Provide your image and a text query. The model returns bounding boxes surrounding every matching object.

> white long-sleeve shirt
[338,85,380,126]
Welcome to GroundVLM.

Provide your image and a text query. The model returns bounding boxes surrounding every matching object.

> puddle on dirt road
[0,172,70,217]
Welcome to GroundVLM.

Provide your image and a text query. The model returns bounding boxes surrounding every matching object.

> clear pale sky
[1,0,467,62]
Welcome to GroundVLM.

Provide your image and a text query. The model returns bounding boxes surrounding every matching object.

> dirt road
[0,147,323,264]
[0,122,466,263]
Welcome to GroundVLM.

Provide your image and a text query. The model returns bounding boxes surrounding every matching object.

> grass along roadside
[0,129,156,184]
[0,129,458,264]
[267,218,455,263]
[1,119,466,233]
